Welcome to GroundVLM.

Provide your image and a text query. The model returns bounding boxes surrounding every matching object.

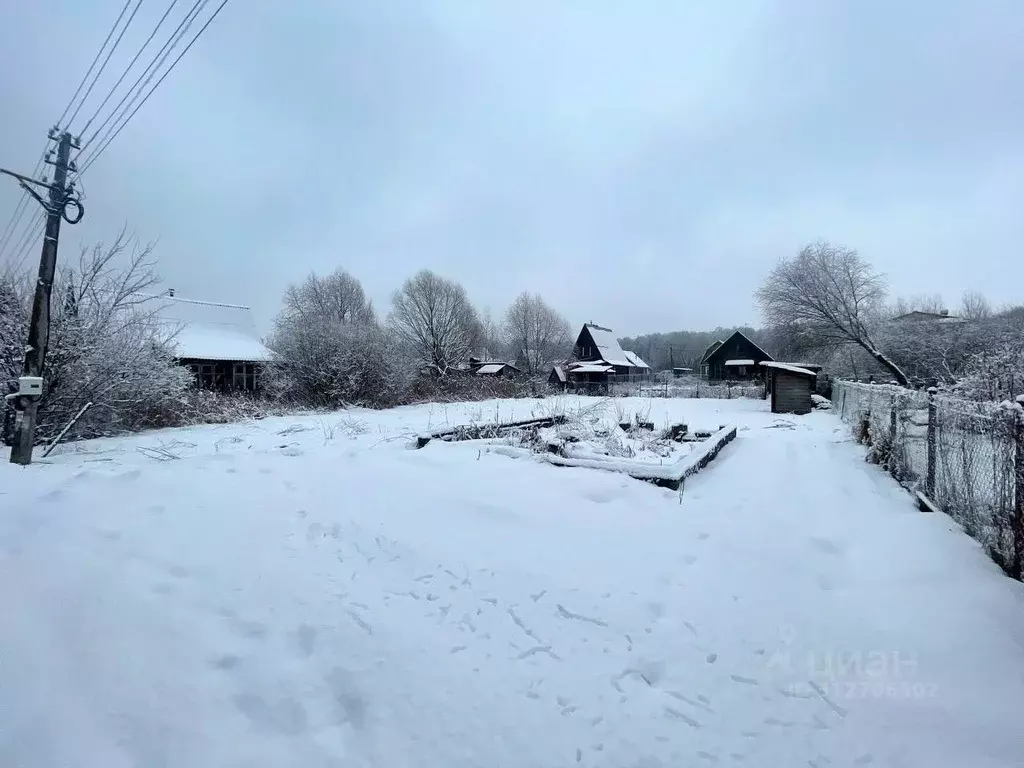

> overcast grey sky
[2,1,1022,336]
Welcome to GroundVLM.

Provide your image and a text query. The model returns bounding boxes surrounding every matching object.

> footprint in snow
[294,624,317,657]
[809,536,843,556]
[233,693,308,736]
[209,654,241,670]
[730,674,759,686]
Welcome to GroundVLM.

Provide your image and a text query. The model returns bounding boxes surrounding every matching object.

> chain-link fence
[832,379,1023,579]
[607,374,763,400]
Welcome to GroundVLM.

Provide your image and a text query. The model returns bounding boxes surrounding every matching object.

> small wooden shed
[760,362,818,414]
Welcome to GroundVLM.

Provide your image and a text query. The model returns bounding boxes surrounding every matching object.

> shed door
[774,372,812,414]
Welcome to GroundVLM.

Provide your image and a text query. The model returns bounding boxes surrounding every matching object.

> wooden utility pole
[8,130,81,465]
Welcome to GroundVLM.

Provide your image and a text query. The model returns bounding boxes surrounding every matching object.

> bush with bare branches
[35,234,193,440]
[1,233,194,445]
[266,270,410,409]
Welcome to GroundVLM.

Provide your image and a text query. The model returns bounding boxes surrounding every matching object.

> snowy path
[2,397,1023,767]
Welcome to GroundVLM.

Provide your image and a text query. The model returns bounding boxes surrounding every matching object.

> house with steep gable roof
[701,331,773,381]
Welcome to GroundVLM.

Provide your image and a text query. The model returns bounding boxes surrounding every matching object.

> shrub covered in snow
[949,340,1024,403]
[3,237,199,444]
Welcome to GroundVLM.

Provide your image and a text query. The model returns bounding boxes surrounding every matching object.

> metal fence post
[926,387,938,499]
[1012,395,1024,579]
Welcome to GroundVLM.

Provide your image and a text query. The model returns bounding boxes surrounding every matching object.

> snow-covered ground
[2,396,1024,767]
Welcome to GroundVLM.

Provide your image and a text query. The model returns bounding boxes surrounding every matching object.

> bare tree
[878,318,984,383]
[502,292,571,375]
[952,337,1024,402]
[388,270,479,375]
[476,309,507,361]
[31,232,192,441]
[756,241,909,385]
[279,269,376,327]
[960,290,992,321]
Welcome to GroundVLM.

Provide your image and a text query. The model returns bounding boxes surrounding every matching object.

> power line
[0,193,33,256]
[77,0,209,158]
[77,0,182,139]
[9,212,46,271]
[0,149,48,257]
[67,0,147,130]
[78,0,229,176]
[57,0,134,129]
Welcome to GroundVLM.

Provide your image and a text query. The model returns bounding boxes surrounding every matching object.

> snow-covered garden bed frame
[479,424,737,491]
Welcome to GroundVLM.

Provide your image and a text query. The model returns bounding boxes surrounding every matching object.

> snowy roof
[892,310,959,322]
[760,361,817,377]
[152,294,270,362]
[570,363,615,374]
[724,359,755,366]
[706,331,773,365]
[700,340,723,363]
[550,365,567,382]
[476,363,506,375]
[581,324,631,367]
[622,350,649,369]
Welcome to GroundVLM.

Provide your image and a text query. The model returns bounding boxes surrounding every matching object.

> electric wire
[76,0,209,159]
[76,0,182,139]
[56,0,134,129]
[78,0,228,176]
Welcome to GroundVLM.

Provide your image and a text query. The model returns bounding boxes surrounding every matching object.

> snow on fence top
[724,359,754,366]
[622,350,649,369]
[583,324,632,367]
[571,363,615,374]
[759,361,817,377]
[153,294,271,362]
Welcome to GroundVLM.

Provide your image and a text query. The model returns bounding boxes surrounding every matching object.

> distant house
[155,292,270,391]
[702,331,773,381]
[474,362,520,377]
[760,361,818,414]
[468,358,520,377]
[672,367,693,378]
[698,341,723,377]
[567,322,649,391]
[571,323,649,375]
[892,309,957,322]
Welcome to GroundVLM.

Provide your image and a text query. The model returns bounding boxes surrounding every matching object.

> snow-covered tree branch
[755,242,909,386]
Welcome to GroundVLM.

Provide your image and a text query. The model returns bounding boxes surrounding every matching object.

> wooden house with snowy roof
[154,291,270,391]
[701,331,773,381]
[560,323,650,390]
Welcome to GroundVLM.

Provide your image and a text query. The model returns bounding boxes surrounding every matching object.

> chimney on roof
[168,288,175,297]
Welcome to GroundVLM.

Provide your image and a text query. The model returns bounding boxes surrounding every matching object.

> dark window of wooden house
[233,363,256,390]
